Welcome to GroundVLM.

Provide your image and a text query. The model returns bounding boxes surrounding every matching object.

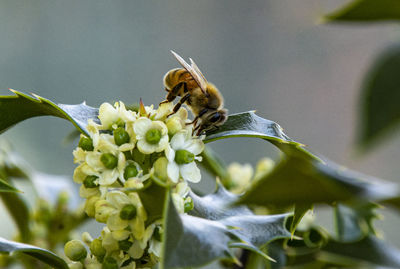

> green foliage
[161,188,291,268]
[0,237,68,269]
[2,92,400,268]
[0,90,98,136]
[358,45,400,149]
[322,0,400,22]
[0,178,19,193]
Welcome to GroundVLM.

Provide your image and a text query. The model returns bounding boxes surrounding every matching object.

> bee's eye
[209,112,221,123]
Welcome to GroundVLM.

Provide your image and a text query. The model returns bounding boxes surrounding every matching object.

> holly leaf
[238,152,398,208]
[161,185,291,268]
[322,0,400,22]
[0,178,20,193]
[357,45,400,149]
[321,236,400,268]
[137,180,168,226]
[204,111,316,161]
[0,237,68,269]
[189,183,252,220]
[161,192,237,269]
[334,203,381,243]
[0,90,99,136]
[0,190,31,242]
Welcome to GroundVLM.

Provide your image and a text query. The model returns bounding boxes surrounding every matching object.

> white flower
[227,162,254,194]
[85,150,126,186]
[133,117,169,154]
[254,157,274,181]
[98,102,136,130]
[165,130,204,183]
[105,191,147,240]
[165,107,190,136]
[154,102,174,121]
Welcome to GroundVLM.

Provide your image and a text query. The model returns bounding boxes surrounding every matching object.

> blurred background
[1,0,400,250]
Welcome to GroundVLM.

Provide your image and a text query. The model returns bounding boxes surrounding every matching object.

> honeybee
[161,51,228,135]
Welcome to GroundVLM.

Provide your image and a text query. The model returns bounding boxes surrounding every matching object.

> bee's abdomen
[163,68,191,91]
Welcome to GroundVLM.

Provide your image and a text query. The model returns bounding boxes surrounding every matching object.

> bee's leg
[186,116,199,126]
[160,82,186,105]
[187,108,207,127]
[167,93,190,117]
[194,124,204,136]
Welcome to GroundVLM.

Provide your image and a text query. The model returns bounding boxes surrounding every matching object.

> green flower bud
[78,136,94,151]
[145,129,162,145]
[90,238,106,260]
[119,204,137,220]
[153,157,169,182]
[175,149,195,164]
[113,127,130,146]
[153,226,162,242]
[166,117,182,136]
[84,196,100,217]
[118,238,133,251]
[83,175,99,188]
[101,153,118,169]
[124,164,138,180]
[184,197,194,213]
[64,240,87,261]
[102,256,118,269]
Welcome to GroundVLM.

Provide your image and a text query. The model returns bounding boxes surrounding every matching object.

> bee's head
[206,109,228,126]
[197,109,228,135]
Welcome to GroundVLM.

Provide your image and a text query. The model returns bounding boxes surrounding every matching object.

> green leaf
[0,192,31,242]
[0,178,20,193]
[189,183,252,220]
[290,204,312,236]
[238,152,398,208]
[205,111,315,159]
[161,191,237,269]
[190,184,291,257]
[321,236,400,268]
[322,0,400,22]
[137,180,167,226]
[0,90,99,136]
[334,203,381,243]
[358,45,400,149]
[0,237,68,268]
[162,185,291,268]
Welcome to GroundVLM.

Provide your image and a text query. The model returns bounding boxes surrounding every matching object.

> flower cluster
[225,157,274,194]
[66,101,204,268]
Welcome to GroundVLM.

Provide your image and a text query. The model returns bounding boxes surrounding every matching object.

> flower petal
[170,131,186,150]
[107,212,129,231]
[137,139,157,154]
[167,162,180,183]
[165,144,175,162]
[133,117,152,137]
[185,139,204,155]
[106,191,131,207]
[180,162,201,183]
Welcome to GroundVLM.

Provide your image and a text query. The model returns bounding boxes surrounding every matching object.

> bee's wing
[189,58,207,83]
[170,50,208,95]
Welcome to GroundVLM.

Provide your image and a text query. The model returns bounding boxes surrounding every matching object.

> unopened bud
[90,238,106,260]
[64,240,87,261]
[102,256,118,269]
[78,136,94,151]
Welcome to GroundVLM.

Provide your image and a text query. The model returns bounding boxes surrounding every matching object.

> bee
[161,51,228,135]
